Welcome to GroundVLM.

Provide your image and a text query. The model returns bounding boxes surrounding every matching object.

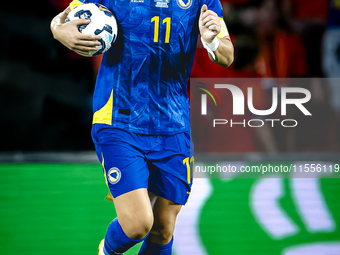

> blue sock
[138,236,174,255]
[103,218,148,255]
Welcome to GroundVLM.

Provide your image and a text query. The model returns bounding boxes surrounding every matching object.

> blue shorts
[91,124,194,205]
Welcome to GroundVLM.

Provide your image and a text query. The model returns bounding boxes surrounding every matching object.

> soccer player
[50,0,233,254]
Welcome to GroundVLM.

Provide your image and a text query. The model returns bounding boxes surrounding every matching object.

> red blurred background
[0,0,339,152]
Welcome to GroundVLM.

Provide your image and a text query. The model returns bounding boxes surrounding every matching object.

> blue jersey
[72,0,224,134]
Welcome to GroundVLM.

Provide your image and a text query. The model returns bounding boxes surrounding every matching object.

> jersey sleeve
[69,0,83,10]
[200,0,229,38]
[201,0,223,18]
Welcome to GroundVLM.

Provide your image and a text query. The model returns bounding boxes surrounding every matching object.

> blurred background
[191,0,340,154]
[0,0,339,151]
[0,0,340,254]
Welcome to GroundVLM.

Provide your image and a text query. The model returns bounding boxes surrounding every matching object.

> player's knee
[131,216,153,239]
[150,224,174,244]
[124,213,154,240]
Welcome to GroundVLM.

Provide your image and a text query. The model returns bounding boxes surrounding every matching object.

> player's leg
[138,194,182,255]
[113,188,153,240]
[101,188,153,255]
[92,126,153,255]
[137,131,193,255]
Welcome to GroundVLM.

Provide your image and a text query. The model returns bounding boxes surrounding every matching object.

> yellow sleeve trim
[217,18,229,39]
[69,0,83,10]
[92,89,113,125]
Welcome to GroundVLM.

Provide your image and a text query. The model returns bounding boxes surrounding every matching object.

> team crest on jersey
[155,0,169,8]
[177,0,192,9]
[108,167,121,184]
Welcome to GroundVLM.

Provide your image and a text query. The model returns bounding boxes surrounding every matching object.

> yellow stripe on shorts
[101,153,114,202]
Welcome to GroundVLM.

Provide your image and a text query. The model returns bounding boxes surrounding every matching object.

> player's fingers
[208,25,219,33]
[200,4,208,16]
[200,10,218,20]
[204,19,219,29]
[77,40,101,47]
[68,40,97,51]
[64,6,71,14]
[74,50,92,56]
[207,11,218,19]
[73,44,98,51]
[200,5,208,22]
[60,7,71,22]
[202,15,219,27]
[201,14,217,23]
[77,33,102,41]
[72,18,91,26]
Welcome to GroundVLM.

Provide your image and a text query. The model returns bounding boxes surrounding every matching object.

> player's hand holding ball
[199,4,221,44]
[52,4,118,57]
[51,6,102,57]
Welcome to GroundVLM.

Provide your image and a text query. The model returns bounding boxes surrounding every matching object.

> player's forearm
[209,37,234,68]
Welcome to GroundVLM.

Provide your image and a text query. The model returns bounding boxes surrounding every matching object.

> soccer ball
[65,3,118,57]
